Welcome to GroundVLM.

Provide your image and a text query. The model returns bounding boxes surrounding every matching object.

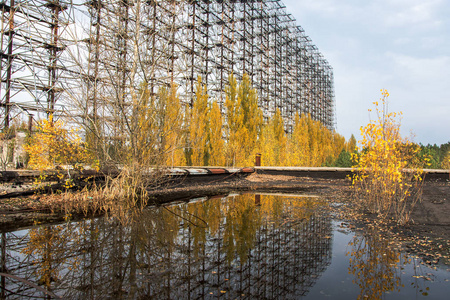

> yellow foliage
[346,134,357,153]
[208,101,225,166]
[260,109,287,166]
[131,82,185,167]
[24,115,90,171]
[352,89,423,224]
[259,123,276,166]
[189,77,210,166]
[225,73,243,166]
[158,84,185,167]
[289,113,309,166]
[21,223,84,288]
[132,82,158,165]
[238,73,263,165]
[260,112,345,167]
[441,151,450,169]
[225,73,262,166]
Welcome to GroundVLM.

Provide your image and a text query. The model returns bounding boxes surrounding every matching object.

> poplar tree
[259,109,286,166]
[306,114,320,166]
[189,77,209,166]
[224,73,262,166]
[272,108,287,165]
[225,73,244,166]
[259,123,276,166]
[346,134,357,153]
[158,84,185,167]
[238,74,263,165]
[208,101,225,166]
[133,82,158,165]
[290,113,310,166]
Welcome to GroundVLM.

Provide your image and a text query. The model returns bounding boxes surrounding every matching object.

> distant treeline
[418,142,450,169]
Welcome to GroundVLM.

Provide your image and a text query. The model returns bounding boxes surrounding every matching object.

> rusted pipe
[255,153,261,167]
[255,194,261,206]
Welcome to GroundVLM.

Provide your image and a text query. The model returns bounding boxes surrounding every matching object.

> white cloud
[383,53,450,143]
[281,0,450,144]
[387,53,450,86]
[381,0,444,29]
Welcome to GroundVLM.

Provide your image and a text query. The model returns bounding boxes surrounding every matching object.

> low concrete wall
[0,167,255,183]
[255,167,353,180]
[255,167,449,181]
[1,166,448,183]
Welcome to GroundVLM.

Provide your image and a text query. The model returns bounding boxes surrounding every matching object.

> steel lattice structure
[1,0,335,134]
[0,0,76,128]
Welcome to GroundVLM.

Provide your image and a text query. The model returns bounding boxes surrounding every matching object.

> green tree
[334,149,353,167]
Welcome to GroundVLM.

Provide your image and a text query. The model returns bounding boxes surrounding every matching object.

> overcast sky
[282,0,450,145]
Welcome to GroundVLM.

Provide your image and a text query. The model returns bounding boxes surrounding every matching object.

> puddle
[0,194,448,299]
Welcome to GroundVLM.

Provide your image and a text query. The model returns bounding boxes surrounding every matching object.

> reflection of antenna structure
[1,0,335,134]
[0,195,332,298]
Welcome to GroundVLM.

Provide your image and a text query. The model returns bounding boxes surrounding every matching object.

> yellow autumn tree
[328,130,346,166]
[225,73,244,166]
[128,82,185,167]
[208,101,225,166]
[259,124,275,166]
[306,114,320,166]
[238,73,263,165]
[441,151,450,169]
[295,113,345,167]
[188,77,209,166]
[334,134,357,168]
[272,108,287,165]
[352,89,423,224]
[224,73,263,166]
[259,108,287,166]
[158,84,186,167]
[131,82,159,166]
[260,111,346,167]
[289,113,310,166]
[346,134,357,153]
[24,115,90,171]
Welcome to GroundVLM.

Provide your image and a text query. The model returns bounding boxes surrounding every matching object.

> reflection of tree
[3,194,333,299]
[347,227,406,300]
[224,194,261,264]
[22,224,79,289]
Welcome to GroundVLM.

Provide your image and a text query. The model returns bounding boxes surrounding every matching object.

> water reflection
[347,226,408,300]
[0,194,332,299]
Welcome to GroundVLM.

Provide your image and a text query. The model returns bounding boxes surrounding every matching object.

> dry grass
[38,167,160,225]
